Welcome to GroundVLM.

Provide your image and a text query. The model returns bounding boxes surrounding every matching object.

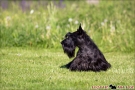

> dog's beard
[61,42,75,58]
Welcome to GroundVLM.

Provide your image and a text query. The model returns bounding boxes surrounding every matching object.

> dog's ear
[77,24,84,35]
[79,24,83,30]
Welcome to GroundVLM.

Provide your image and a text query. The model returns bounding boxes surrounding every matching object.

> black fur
[61,24,111,71]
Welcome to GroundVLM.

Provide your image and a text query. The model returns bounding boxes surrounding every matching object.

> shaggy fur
[61,24,111,71]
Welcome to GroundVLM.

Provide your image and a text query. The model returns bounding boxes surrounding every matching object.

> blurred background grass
[0,0,134,52]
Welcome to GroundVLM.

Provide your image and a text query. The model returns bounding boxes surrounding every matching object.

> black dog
[109,85,116,89]
[61,24,111,71]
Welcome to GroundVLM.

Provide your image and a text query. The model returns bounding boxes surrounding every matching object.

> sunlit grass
[0,47,134,89]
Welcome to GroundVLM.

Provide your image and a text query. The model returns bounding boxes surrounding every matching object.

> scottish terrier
[61,24,111,71]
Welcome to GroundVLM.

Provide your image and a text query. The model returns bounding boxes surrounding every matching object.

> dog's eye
[66,36,69,39]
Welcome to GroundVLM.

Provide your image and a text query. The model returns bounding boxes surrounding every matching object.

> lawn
[0,1,134,89]
[0,47,134,90]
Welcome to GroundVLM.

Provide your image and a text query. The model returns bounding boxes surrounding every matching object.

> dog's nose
[61,41,63,44]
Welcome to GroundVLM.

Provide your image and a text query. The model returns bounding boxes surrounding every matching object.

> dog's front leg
[69,58,80,71]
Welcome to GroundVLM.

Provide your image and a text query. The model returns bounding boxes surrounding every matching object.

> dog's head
[61,32,76,58]
[61,24,86,58]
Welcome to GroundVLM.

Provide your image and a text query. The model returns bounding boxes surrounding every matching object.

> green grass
[0,1,135,52]
[0,47,134,90]
[0,1,135,89]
